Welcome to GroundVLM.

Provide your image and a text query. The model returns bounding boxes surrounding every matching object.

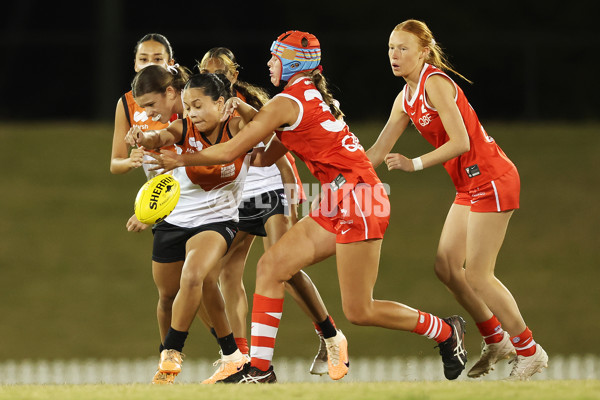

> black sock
[217,333,238,356]
[317,316,337,339]
[159,343,165,354]
[210,327,218,339]
[163,327,188,352]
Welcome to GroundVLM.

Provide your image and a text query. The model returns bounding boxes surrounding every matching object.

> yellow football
[134,174,180,224]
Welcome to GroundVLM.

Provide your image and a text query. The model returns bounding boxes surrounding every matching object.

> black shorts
[152,220,238,263]
[237,189,287,237]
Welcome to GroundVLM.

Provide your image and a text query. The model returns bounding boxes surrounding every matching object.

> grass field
[0,120,599,363]
[1,381,600,400]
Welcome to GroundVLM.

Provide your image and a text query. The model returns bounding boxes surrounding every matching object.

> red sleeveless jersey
[178,116,247,192]
[274,78,380,189]
[235,89,306,202]
[402,64,514,191]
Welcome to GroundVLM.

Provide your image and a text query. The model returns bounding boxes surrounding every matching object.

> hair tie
[167,63,180,74]
[430,39,436,47]
[317,65,323,73]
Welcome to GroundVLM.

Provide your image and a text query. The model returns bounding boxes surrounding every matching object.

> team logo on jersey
[133,110,149,123]
[419,114,432,127]
[341,134,363,152]
[188,137,204,152]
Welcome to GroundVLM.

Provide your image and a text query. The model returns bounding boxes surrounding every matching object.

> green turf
[0,121,598,361]
[1,381,599,400]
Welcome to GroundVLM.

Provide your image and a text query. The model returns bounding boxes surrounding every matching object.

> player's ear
[166,86,177,100]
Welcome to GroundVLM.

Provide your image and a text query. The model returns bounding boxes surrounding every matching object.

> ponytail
[132,64,191,98]
[309,69,344,120]
[394,19,472,84]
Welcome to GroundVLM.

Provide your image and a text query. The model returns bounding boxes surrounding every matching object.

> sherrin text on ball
[134,174,180,224]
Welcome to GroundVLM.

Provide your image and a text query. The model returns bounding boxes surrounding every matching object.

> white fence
[0,355,598,384]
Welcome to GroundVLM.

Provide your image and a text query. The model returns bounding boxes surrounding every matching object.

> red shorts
[454,167,520,212]
[310,183,390,243]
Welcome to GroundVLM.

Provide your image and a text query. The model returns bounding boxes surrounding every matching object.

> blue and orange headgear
[270,30,321,82]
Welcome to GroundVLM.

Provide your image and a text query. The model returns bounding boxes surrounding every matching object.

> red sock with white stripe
[476,315,505,345]
[511,327,537,357]
[412,310,452,343]
[250,294,284,371]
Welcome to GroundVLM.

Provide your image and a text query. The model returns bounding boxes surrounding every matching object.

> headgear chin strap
[270,30,321,82]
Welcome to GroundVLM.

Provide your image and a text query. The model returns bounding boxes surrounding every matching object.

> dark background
[1,0,599,363]
[2,0,598,123]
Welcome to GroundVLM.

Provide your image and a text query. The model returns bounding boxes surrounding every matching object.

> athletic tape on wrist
[412,157,423,171]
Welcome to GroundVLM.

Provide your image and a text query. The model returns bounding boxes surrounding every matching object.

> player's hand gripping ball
[134,174,180,224]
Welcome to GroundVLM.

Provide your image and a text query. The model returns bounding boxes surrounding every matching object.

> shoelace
[212,358,227,370]
[508,355,527,376]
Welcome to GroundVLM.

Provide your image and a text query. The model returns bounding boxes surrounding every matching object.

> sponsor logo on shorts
[470,191,486,204]
[226,227,235,239]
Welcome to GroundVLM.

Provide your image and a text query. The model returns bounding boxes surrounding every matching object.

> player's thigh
[263,213,291,249]
[335,239,382,307]
[466,210,513,275]
[437,203,470,268]
[183,231,229,281]
[152,260,184,297]
[220,231,252,280]
[258,216,336,280]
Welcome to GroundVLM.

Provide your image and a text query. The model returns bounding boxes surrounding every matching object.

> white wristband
[412,157,423,171]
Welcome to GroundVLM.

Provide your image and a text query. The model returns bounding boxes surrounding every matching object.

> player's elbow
[454,138,470,156]
[109,161,123,174]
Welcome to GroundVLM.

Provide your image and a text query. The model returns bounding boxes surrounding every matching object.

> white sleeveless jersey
[164,117,250,227]
[242,143,283,200]
[165,157,249,227]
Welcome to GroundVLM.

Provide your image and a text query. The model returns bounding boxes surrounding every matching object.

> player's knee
[157,291,176,311]
[434,256,451,284]
[464,268,489,294]
[180,267,207,291]
[257,251,289,283]
[342,303,372,326]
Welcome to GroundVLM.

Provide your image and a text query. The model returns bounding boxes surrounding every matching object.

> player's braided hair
[308,69,345,120]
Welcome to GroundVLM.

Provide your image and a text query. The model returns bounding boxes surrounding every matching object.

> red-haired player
[367,20,548,380]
